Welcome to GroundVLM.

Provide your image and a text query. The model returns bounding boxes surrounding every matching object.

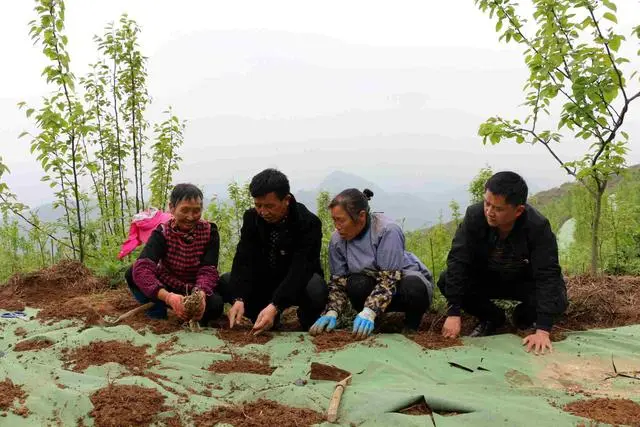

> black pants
[217,272,328,330]
[437,270,537,328]
[125,267,225,326]
[346,273,430,329]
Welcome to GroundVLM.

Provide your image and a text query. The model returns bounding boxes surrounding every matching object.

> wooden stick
[327,375,352,423]
[108,302,155,325]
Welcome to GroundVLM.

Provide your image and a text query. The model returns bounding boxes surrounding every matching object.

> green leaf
[609,37,621,52]
[603,0,617,12]
[603,12,617,24]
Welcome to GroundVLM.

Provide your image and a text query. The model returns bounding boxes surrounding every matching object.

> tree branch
[586,5,628,102]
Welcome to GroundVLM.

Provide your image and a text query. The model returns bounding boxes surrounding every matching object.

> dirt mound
[192,399,324,427]
[14,327,27,337]
[216,325,273,346]
[407,331,463,350]
[0,378,29,418]
[89,384,166,427]
[0,261,109,310]
[14,337,55,352]
[560,275,640,331]
[62,340,154,372]
[207,354,275,375]
[312,330,383,352]
[564,398,640,426]
[309,362,350,382]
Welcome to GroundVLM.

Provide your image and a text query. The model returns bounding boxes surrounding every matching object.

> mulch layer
[207,354,275,375]
[564,398,640,426]
[192,399,325,427]
[14,337,55,352]
[312,330,385,352]
[0,378,30,418]
[61,340,154,372]
[88,384,167,427]
[309,362,351,382]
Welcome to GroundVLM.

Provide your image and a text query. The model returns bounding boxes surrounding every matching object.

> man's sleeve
[443,208,475,316]
[530,219,568,331]
[229,210,257,301]
[271,216,322,309]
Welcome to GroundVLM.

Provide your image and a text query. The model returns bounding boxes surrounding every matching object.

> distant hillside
[529,164,640,211]
[295,170,469,230]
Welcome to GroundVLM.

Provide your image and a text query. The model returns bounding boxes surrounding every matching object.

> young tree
[316,190,333,277]
[468,166,493,204]
[22,0,90,261]
[149,109,185,209]
[476,0,640,273]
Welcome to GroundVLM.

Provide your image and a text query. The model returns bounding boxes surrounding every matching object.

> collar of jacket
[353,212,372,240]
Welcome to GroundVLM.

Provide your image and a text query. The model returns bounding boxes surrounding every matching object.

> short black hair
[249,168,290,199]
[328,188,374,221]
[485,171,528,206]
[169,183,203,206]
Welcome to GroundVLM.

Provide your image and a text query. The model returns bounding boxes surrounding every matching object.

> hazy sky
[1,0,639,206]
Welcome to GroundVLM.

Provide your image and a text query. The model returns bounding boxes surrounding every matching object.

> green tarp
[1,310,639,426]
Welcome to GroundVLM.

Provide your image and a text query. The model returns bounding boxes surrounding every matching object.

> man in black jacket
[219,169,327,334]
[438,171,567,355]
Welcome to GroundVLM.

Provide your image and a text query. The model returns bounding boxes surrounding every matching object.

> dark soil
[279,307,302,331]
[312,330,383,352]
[407,331,464,350]
[62,340,154,372]
[192,399,325,427]
[0,378,29,417]
[89,384,167,427]
[564,398,640,426]
[163,414,184,427]
[14,337,55,352]
[207,354,275,375]
[216,325,273,346]
[14,327,27,337]
[309,362,351,382]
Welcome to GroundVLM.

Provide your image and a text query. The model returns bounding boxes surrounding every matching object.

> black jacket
[442,203,567,329]
[229,196,323,308]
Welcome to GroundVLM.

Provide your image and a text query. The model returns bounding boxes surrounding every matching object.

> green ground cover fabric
[1,310,639,426]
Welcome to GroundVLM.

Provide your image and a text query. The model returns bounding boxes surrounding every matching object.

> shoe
[468,320,500,337]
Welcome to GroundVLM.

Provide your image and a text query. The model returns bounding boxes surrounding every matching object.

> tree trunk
[590,186,605,275]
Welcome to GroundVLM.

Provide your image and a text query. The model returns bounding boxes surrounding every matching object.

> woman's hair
[169,183,203,206]
[328,188,374,221]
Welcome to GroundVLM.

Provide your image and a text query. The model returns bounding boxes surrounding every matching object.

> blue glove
[352,307,376,339]
[309,311,337,336]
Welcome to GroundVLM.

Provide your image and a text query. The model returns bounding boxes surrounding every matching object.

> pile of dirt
[312,330,383,352]
[62,340,154,372]
[309,362,350,382]
[14,327,27,337]
[0,261,109,312]
[14,337,55,352]
[564,398,640,426]
[279,307,302,331]
[89,383,167,427]
[0,378,29,418]
[192,399,324,427]
[560,275,640,331]
[216,325,273,346]
[407,331,463,350]
[207,354,275,375]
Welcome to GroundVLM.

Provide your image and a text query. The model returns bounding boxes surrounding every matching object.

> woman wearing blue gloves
[309,188,434,338]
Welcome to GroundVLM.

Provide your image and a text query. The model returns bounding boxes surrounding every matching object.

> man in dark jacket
[438,171,567,355]
[218,169,327,334]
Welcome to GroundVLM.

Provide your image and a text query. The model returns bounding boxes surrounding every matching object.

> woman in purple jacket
[125,183,223,325]
[309,188,433,338]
